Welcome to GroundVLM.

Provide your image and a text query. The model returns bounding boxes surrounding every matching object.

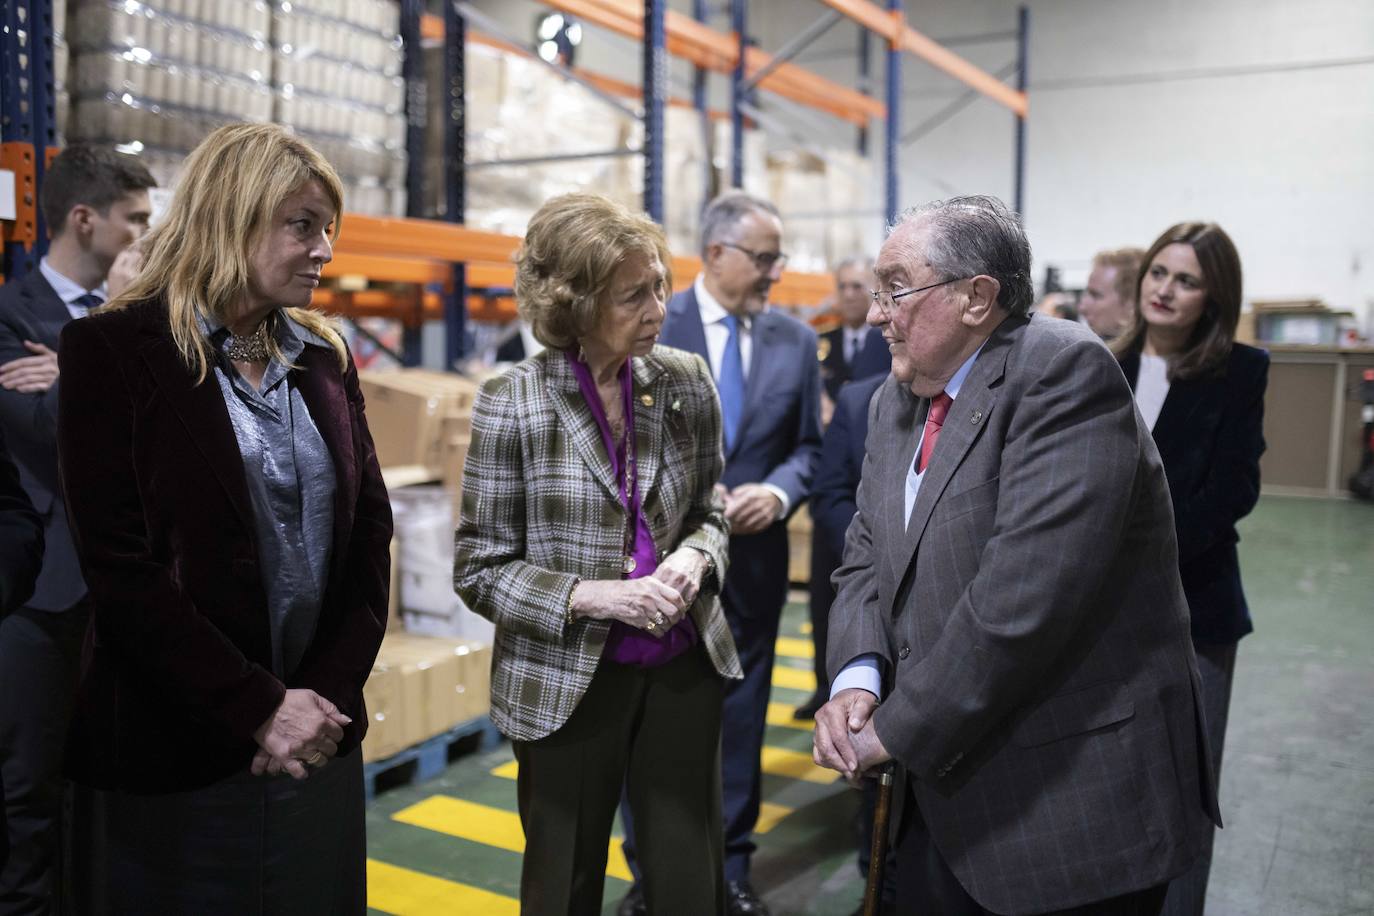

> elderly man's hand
[724,484,782,536]
[0,342,59,393]
[813,687,882,780]
[252,689,351,780]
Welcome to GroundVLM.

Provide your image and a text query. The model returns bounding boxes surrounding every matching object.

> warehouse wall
[459,0,1374,328]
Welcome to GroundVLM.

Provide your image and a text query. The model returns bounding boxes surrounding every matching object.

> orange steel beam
[818,0,1026,116]
[335,214,519,263]
[542,0,880,126]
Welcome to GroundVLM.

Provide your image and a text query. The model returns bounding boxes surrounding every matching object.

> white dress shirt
[39,257,107,320]
[831,343,985,701]
[843,326,867,366]
[692,274,789,519]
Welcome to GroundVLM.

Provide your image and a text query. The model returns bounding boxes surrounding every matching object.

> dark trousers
[895,781,1167,916]
[0,602,89,915]
[515,646,725,916]
[621,588,782,887]
[1161,641,1237,916]
[806,536,841,703]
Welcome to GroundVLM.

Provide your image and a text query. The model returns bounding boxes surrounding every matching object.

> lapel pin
[641,394,654,407]
[970,410,983,424]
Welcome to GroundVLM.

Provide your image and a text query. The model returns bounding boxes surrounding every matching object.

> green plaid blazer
[453,345,743,742]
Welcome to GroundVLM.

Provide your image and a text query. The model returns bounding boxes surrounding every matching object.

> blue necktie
[70,293,104,318]
[718,314,745,452]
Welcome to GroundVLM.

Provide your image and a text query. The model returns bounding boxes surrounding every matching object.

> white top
[1135,353,1171,431]
[39,257,107,320]
[833,343,984,702]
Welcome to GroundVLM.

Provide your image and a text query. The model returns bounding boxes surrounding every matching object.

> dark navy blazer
[1122,343,1269,645]
[660,286,822,616]
[811,373,885,561]
[820,325,891,400]
[0,270,87,612]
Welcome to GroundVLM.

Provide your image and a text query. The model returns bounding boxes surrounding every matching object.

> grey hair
[699,190,781,254]
[890,195,1034,317]
[833,255,874,276]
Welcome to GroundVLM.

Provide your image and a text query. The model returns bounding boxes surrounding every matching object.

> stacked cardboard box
[361,631,493,763]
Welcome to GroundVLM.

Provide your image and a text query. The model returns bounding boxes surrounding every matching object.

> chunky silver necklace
[224,323,270,362]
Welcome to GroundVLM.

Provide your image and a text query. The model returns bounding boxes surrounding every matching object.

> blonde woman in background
[58,123,391,913]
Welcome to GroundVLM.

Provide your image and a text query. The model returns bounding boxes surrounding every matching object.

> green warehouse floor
[363,496,1374,916]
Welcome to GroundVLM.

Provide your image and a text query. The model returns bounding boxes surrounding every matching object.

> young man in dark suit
[618,191,822,916]
[0,145,154,912]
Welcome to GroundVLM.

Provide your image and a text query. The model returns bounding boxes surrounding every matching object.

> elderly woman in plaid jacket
[454,193,743,916]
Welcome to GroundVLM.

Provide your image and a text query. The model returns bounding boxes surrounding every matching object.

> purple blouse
[567,351,699,667]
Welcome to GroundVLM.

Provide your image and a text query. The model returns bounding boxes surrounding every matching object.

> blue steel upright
[2,0,57,279]
[643,0,666,222]
[885,0,902,227]
[401,0,426,217]
[692,0,712,213]
[444,0,467,368]
[730,0,746,189]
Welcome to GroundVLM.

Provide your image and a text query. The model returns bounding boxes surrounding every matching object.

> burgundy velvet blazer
[56,299,392,793]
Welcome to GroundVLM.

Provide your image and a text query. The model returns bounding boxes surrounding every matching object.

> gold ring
[306,751,326,767]
[646,619,658,633]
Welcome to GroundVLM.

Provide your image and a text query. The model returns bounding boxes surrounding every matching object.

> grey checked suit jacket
[828,314,1220,915]
[454,346,743,743]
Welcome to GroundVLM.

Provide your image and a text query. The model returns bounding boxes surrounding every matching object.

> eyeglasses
[870,276,969,319]
[720,242,788,273]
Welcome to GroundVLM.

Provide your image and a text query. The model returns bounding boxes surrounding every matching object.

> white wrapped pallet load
[390,485,495,645]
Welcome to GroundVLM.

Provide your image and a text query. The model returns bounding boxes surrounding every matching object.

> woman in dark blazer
[57,123,391,913]
[1113,221,1267,916]
[454,193,741,916]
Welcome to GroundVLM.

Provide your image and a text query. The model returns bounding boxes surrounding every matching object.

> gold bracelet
[565,577,581,627]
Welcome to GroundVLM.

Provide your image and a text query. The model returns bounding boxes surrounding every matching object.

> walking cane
[862,762,897,916]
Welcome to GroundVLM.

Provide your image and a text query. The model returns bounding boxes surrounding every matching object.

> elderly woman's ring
[653,612,667,629]
[305,751,326,767]
[646,619,658,633]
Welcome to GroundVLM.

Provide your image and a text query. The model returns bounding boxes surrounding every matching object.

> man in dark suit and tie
[618,191,822,916]
[797,257,891,720]
[814,196,1218,915]
[818,256,891,403]
[0,145,154,911]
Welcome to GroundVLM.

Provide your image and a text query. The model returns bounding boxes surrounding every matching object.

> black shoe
[726,880,770,916]
[616,885,646,916]
[792,693,825,720]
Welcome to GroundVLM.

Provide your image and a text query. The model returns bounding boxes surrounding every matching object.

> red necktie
[916,391,953,474]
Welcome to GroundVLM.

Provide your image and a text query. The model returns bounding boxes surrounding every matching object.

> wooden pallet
[363,716,504,802]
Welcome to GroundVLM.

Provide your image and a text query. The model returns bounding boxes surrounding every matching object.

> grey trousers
[66,749,366,916]
[1162,641,1238,916]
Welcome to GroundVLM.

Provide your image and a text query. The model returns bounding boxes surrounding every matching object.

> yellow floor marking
[800,621,813,635]
[761,745,837,785]
[393,796,633,882]
[771,665,817,692]
[775,636,815,659]
[765,701,814,732]
[755,800,794,834]
[490,759,519,779]
[367,858,519,915]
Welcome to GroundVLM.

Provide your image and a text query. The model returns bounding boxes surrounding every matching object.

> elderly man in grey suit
[814,196,1219,916]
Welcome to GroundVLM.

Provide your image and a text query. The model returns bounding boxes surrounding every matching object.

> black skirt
[66,749,366,915]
